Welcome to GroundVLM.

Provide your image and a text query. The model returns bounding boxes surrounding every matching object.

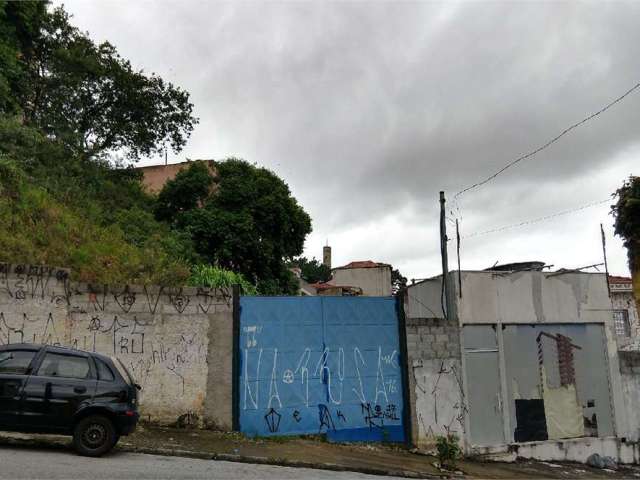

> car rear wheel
[73,415,118,457]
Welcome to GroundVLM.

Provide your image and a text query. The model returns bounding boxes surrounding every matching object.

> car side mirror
[134,383,142,391]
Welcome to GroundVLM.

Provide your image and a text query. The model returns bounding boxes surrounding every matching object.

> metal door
[22,351,96,431]
[463,325,505,445]
[238,296,405,442]
[0,348,39,427]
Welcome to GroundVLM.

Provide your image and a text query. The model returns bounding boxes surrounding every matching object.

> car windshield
[110,357,136,385]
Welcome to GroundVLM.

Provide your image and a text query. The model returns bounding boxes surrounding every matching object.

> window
[111,356,135,385]
[0,350,36,375]
[614,310,631,337]
[37,353,90,379]
[96,358,115,381]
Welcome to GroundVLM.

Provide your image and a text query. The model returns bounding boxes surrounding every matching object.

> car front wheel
[73,415,118,457]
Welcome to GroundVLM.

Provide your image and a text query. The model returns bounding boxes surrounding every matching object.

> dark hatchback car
[0,343,139,456]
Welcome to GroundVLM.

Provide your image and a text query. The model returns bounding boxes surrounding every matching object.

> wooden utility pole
[601,223,611,298]
[456,218,462,298]
[439,191,451,318]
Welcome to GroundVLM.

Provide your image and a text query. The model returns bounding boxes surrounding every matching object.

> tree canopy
[156,160,312,294]
[292,256,331,284]
[0,2,199,285]
[612,176,640,273]
[1,1,197,160]
[0,2,313,294]
[391,268,408,295]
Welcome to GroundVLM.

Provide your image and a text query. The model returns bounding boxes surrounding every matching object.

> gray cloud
[62,0,639,278]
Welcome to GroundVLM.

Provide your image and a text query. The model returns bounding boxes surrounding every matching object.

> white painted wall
[330,266,392,296]
[457,271,611,325]
[405,279,444,319]
[412,358,465,445]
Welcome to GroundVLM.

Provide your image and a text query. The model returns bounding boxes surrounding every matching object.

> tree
[156,159,312,295]
[292,256,331,284]
[391,268,407,295]
[1,2,198,160]
[155,161,214,222]
[0,1,47,115]
[0,3,201,287]
[612,176,640,301]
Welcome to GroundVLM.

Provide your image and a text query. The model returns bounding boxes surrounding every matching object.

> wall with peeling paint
[456,271,611,325]
[619,352,640,441]
[404,279,465,449]
[0,263,233,428]
[406,270,628,457]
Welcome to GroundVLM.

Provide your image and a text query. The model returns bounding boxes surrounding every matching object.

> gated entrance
[237,296,407,442]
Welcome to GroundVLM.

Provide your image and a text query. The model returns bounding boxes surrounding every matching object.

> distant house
[328,260,392,296]
[310,281,362,296]
[136,159,216,194]
[610,275,640,348]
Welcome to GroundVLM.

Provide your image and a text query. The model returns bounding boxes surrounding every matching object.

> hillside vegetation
[0,2,311,293]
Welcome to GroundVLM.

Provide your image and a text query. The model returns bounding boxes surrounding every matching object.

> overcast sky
[61,0,638,280]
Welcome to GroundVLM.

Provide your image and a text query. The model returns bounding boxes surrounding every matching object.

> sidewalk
[1,425,640,479]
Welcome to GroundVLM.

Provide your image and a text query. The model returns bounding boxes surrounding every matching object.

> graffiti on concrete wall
[0,263,231,424]
[239,296,405,442]
[413,358,467,442]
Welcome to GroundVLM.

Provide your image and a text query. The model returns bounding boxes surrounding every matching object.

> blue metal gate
[238,296,406,442]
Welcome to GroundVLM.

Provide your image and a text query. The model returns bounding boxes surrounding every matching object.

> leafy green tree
[155,161,214,222]
[391,268,407,295]
[292,256,331,284]
[0,3,201,287]
[0,1,47,115]
[612,176,640,301]
[157,159,312,295]
[0,2,197,160]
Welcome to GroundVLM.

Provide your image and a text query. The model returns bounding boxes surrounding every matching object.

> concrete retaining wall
[0,263,234,429]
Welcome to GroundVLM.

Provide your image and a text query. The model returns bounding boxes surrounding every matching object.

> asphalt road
[0,446,405,479]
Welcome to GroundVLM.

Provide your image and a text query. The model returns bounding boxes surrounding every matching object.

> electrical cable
[462,198,610,239]
[454,81,640,199]
[406,291,442,319]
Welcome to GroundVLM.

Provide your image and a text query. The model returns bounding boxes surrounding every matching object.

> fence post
[232,284,241,432]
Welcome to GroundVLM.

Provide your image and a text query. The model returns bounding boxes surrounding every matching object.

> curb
[119,444,453,479]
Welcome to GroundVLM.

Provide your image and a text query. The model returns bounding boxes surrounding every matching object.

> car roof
[0,343,112,362]
[0,343,43,351]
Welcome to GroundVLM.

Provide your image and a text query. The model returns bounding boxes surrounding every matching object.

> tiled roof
[333,260,391,270]
[310,281,335,290]
[609,275,633,284]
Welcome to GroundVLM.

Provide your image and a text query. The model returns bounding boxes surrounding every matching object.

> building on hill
[136,159,216,194]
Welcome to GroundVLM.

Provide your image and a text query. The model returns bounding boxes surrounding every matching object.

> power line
[454,81,640,199]
[407,291,441,319]
[462,198,611,239]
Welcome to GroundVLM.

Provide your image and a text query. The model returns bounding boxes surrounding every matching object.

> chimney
[323,245,332,269]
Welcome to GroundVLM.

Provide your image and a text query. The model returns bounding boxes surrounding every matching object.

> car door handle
[74,386,87,394]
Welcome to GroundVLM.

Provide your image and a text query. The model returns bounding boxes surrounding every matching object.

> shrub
[436,433,461,470]
[188,264,257,295]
